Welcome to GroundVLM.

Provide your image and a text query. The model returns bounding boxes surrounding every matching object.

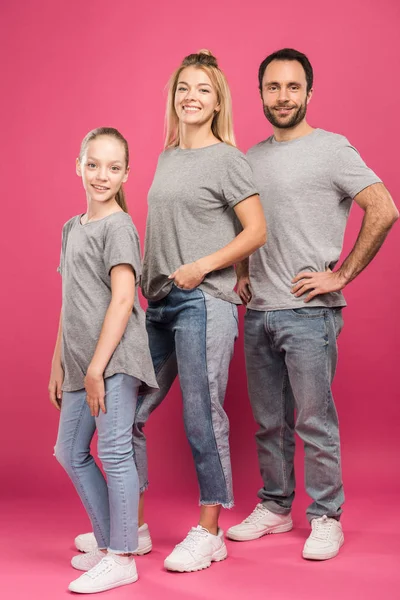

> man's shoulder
[246,137,274,158]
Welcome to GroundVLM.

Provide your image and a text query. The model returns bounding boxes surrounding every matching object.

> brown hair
[79,127,129,212]
[165,49,236,149]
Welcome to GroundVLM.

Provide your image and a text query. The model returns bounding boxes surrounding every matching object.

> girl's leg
[96,373,141,553]
[55,388,110,549]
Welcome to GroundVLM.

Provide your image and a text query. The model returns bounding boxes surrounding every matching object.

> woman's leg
[96,374,141,554]
[54,388,110,549]
[175,289,238,517]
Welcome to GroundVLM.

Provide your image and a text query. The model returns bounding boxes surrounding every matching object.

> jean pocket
[290,307,327,318]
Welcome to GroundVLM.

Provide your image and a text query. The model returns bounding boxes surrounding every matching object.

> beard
[263,101,307,129]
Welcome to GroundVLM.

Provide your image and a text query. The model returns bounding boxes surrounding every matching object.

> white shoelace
[244,503,269,524]
[311,515,332,540]
[176,527,209,553]
[86,556,114,579]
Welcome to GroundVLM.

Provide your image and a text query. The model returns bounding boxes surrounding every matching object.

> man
[226,48,398,560]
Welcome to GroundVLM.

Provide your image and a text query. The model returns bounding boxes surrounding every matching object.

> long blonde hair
[164,50,236,149]
[79,127,129,212]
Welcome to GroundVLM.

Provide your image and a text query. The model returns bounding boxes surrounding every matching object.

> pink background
[1,1,399,598]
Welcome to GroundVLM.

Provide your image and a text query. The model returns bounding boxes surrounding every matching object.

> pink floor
[2,487,399,600]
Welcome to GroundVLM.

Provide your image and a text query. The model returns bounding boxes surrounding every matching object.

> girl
[49,127,157,593]
[135,50,267,572]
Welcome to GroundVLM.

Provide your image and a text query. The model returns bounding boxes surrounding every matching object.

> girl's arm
[49,311,64,410]
[169,195,267,289]
[85,264,135,417]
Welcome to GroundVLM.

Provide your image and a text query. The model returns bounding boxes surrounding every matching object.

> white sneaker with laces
[226,503,293,541]
[302,515,344,560]
[74,523,152,555]
[68,554,138,594]
[164,525,228,572]
[71,549,105,571]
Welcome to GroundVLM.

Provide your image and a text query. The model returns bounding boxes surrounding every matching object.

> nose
[184,87,197,102]
[278,87,289,102]
[97,167,108,181]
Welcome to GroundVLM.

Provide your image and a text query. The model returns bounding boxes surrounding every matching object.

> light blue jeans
[245,307,345,522]
[133,285,238,508]
[55,373,140,553]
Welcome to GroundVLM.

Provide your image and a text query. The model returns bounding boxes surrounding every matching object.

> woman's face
[174,66,220,128]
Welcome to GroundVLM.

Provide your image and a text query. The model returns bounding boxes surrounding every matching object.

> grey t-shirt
[246,128,381,311]
[58,211,158,392]
[141,142,258,304]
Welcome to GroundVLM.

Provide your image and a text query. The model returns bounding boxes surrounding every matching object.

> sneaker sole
[75,540,98,553]
[133,539,152,556]
[302,535,344,561]
[75,540,152,556]
[226,521,293,541]
[68,574,138,593]
[164,543,228,572]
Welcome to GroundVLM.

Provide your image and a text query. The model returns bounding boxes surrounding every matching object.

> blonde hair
[164,50,236,149]
[79,127,129,212]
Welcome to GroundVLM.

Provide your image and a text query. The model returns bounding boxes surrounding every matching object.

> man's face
[261,59,312,129]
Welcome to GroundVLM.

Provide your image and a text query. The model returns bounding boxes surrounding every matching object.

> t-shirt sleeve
[221,153,259,208]
[330,142,382,200]
[57,219,73,275]
[103,222,142,281]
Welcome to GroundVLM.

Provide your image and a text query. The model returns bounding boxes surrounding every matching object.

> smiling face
[261,59,312,129]
[174,66,220,128]
[76,135,129,203]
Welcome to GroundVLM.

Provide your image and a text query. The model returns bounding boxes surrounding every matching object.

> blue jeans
[55,373,141,552]
[133,285,238,508]
[244,307,345,522]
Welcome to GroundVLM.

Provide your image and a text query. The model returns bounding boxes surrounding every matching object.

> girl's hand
[49,362,64,410]
[168,261,206,290]
[84,368,106,417]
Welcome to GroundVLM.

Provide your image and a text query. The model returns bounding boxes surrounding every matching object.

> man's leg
[226,308,294,541]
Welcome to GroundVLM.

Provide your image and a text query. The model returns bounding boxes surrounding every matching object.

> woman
[135,49,267,572]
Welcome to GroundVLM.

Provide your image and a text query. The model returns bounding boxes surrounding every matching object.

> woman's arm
[85,264,136,417]
[48,311,64,410]
[169,195,267,289]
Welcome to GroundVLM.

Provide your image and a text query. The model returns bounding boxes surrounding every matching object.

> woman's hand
[85,367,106,417]
[49,362,64,410]
[168,261,206,290]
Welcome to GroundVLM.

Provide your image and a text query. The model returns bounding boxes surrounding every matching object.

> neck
[85,197,121,223]
[178,122,220,150]
[272,119,314,143]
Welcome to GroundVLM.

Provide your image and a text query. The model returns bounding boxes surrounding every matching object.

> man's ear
[306,87,314,104]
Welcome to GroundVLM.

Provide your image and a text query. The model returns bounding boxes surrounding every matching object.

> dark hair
[79,127,129,213]
[258,48,313,93]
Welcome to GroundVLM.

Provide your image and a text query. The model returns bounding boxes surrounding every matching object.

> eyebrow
[86,157,124,164]
[177,80,212,87]
[265,81,303,86]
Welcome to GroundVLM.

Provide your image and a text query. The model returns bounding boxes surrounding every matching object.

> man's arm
[292,183,399,302]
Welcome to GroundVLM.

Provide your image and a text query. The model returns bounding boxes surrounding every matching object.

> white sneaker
[74,523,152,555]
[302,515,344,560]
[164,525,228,572]
[71,550,105,571]
[226,503,293,541]
[68,554,138,594]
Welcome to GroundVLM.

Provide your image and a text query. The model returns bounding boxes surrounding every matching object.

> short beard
[263,102,307,129]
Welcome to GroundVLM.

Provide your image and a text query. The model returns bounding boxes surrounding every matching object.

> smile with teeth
[92,185,109,191]
[183,105,201,112]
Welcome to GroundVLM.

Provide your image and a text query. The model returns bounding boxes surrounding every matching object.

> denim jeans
[55,373,141,552]
[244,307,345,522]
[133,285,238,508]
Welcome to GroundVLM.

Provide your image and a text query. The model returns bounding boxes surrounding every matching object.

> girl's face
[76,136,129,203]
[174,66,220,128]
